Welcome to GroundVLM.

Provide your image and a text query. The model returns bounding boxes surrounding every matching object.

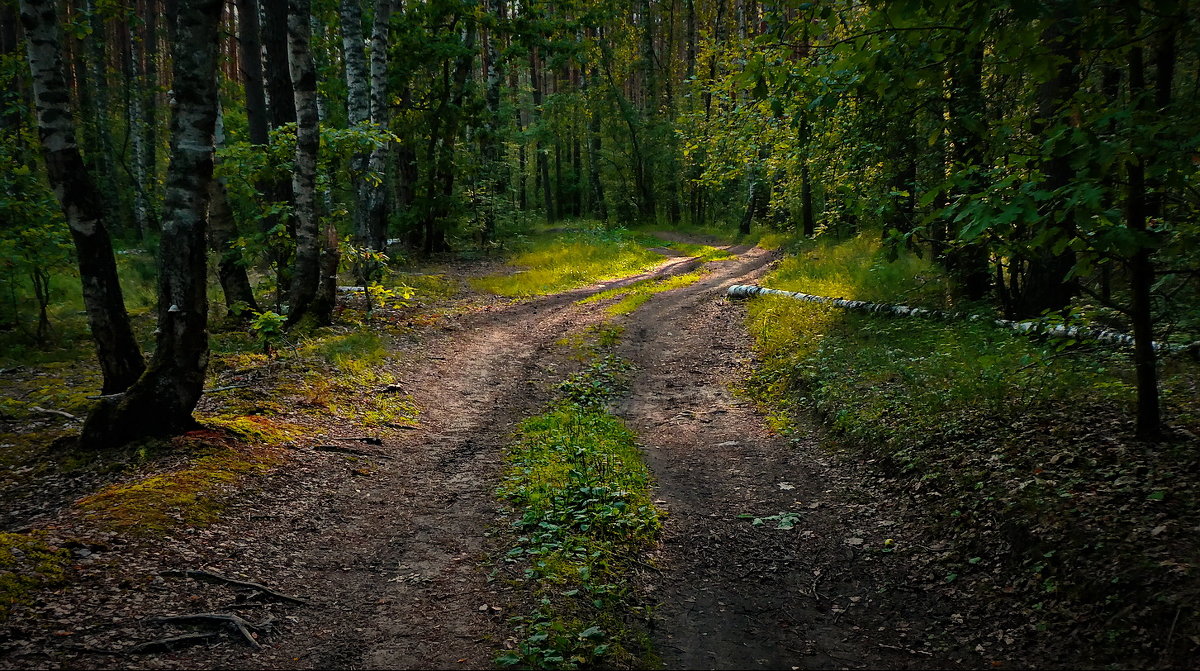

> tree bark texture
[285,0,325,325]
[82,0,223,447]
[363,0,392,250]
[19,0,146,395]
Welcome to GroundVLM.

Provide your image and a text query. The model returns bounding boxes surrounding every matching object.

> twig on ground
[878,642,933,656]
[151,613,271,649]
[29,406,80,422]
[333,436,384,445]
[314,444,380,456]
[127,632,220,654]
[203,384,251,394]
[161,569,309,605]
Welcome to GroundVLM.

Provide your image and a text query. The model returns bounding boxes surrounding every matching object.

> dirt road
[3,242,960,670]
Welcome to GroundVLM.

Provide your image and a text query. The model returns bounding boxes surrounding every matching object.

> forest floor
[2,237,1025,669]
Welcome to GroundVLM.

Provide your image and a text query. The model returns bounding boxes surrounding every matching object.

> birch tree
[19,0,146,394]
[81,0,224,447]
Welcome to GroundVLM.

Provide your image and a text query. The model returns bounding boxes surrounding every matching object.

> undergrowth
[0,532,71,619]
[496,336,660,669]
[744,232,1200,665]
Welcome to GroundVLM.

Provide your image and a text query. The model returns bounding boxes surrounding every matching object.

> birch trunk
[342,0,371,247]
[285,0,324,325]
[81,0,223,447]
[19,0,146,395]
[363,0,392,251]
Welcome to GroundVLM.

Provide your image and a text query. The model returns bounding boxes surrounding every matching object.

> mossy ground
[0,532,71,619]
[743,231,1200,665]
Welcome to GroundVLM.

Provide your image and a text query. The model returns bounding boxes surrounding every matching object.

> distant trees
[5,0,1198,445]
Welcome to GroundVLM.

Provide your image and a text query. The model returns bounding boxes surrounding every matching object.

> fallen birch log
[727,284,1199,356]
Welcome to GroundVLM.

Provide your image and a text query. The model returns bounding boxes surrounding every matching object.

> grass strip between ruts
[495,348,661,669]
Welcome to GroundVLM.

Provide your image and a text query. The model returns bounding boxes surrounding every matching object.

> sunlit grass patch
[577,270,708,316]
[310,329,387,374]
[763,232,953,307]
[471,235,664,297]
[661,241,735,262]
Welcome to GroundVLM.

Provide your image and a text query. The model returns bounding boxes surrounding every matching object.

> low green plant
[496,347,659,669]
[249,310,286,355]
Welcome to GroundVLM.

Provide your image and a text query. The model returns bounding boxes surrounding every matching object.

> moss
[199,414,306,446]
[76,441,284,535]
[0,532,72,619]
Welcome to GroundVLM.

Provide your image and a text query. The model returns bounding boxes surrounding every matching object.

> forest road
[7,240,957,670]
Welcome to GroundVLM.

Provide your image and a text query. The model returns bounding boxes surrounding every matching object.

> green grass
[578,270,709,316]
[472,226,665,297]
[496,352,660,669]
[743,230,1200,664]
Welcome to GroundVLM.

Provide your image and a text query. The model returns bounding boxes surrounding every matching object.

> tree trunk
[1125,1,1161,439]
[481,0,504,242]
[260,0,297,311]
[944,40,990,299]
[1019,1,1080,317]
[529,46,553,222]
[236,0,269,145]
[20,0,147,395]
[81,0,223,447]
[363,0,393,251]
[587,67,606,220]
[342,0,372,248]
[209,106,258,317]
[285,0,324,326]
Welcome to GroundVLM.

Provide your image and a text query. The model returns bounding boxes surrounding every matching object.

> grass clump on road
[743,232,1200,664]
[496,352,661,669]
[472,226,663,297]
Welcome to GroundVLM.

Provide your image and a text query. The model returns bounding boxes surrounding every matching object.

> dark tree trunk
[363,0,393,250]
[236,0,269,145]
[944,40,990,299]
[285,0,325,326]
[529,47,553,222]
[1018,1,1080,317]
[209,107,258,317]
[81,0,223,447]
[342,0,372,247]
[260,0,297,311]
[20,0,147,395]
[587,67,606,220]
[1125,1,1161,439]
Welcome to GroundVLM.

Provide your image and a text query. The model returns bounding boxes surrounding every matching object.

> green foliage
[249,310,286,355]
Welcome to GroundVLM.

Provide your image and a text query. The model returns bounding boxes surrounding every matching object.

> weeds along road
[8,241,957,670]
